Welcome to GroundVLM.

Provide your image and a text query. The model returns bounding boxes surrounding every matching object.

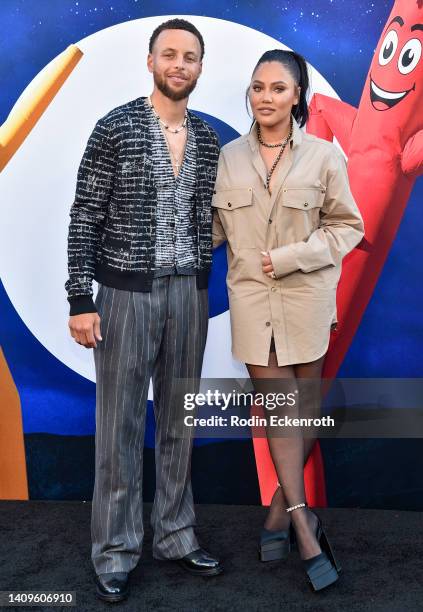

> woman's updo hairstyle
[247,49,310,127]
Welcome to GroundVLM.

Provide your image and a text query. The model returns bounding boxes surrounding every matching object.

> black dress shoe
[176,548,223,576]
[94,572,129,603]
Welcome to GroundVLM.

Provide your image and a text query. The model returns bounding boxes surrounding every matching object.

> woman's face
[249,61,300,129]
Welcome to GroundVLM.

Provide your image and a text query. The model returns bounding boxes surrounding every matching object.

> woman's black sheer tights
[246,348,325,537]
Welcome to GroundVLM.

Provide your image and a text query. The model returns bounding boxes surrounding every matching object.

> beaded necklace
[147,96,188,134]
[257,116,293,192]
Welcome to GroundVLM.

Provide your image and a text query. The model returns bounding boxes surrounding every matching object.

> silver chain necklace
[148,96,188,134]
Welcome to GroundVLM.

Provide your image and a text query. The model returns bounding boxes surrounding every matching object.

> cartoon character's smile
[370,75,415,110]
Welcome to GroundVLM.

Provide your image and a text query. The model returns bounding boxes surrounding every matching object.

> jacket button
[304,202,309,207]
[228,202,232,207]
[265,322,271,327]
[268,219,272,224]
[271,287,276,292]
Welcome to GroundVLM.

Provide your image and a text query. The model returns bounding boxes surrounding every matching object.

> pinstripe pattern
[91,275,208,574]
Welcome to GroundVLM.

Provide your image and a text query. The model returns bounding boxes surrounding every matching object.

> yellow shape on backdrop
[0,44,82,172]
[0,347,28,499]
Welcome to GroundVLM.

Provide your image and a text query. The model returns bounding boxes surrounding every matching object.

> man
[65,18,222,603]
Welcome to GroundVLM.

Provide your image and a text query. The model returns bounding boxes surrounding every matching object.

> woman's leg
[247,349,295,532]
[247,348,326,559]
[287,355,326,558]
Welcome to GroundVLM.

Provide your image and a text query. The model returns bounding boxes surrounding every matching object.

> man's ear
[147,53,153,74]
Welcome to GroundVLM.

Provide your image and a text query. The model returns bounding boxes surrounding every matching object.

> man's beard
[153,71,198,101]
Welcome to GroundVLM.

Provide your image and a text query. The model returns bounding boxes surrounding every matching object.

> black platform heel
[287,502,340,592]
[289,522,297,550]
[312,510,342,574]
[259,527,290,561]
[259,481,292,562]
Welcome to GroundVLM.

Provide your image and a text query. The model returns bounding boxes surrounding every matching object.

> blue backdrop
[0,0,422,507]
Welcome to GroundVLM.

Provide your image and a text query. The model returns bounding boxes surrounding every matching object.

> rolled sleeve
[269,150,364,278]
[269,243,299,277]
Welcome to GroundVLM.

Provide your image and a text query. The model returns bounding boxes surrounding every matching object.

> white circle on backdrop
[0,15,339,390]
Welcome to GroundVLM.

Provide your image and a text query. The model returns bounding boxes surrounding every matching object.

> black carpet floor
[0,502,422,611]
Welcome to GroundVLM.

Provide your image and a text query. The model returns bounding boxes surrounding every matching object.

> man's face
[147,28,203,101]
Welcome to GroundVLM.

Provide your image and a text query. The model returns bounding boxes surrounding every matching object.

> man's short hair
[149,18,205,60]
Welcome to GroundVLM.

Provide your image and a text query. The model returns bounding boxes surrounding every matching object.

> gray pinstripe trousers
[91,275,208,575]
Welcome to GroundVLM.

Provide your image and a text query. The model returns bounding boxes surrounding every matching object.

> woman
[212,49,364,592]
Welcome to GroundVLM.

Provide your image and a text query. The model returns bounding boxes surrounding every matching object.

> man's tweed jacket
[65,96,220,316]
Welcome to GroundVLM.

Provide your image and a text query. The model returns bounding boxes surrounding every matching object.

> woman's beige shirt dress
[212,115,365,366]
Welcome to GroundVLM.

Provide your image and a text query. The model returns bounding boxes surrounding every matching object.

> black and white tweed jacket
[65,96,220,315]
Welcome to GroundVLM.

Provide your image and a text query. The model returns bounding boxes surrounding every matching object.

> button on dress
[212,115,365,366]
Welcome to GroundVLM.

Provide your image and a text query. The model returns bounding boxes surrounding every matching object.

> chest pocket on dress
[212,187,255,249]
[282,186,326,209]
[281,186,326,235]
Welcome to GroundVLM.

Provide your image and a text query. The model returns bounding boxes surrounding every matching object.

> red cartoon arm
[401,130,423,178]
[308,93,358,155]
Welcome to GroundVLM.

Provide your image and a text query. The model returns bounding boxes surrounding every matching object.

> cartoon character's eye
[398,38,422,74]
[379,30,398,65]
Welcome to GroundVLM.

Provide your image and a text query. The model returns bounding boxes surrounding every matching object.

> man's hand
[68,313,102,349]
[261,250,275,277]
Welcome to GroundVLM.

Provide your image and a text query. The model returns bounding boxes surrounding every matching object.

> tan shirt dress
[212,115,365,366]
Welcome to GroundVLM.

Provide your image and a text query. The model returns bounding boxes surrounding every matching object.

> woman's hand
[261,251,275,278]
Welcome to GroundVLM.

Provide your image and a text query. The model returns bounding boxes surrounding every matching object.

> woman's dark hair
[246,49,309,127]
[149,18,205,60]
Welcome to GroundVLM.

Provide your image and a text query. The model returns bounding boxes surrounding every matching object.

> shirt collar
[247,113,303,152]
